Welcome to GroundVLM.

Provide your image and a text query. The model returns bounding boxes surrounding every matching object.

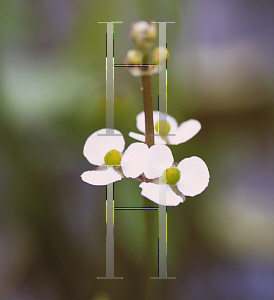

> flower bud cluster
[125,21,170,77]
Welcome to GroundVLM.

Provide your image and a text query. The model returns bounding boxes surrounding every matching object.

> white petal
[136,111,146,133]
[83,128,125,165]
[81,167,122,186]
[139,183,184,206]
[129,131,145,142]
[169,119,201,145]
[177,156,210,196]
[121,143,149,178]
[143,145,174,179]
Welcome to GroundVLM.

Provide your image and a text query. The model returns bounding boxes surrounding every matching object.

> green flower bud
[125,50,142,65]
[151,46,170,65]
[131,21,158,51]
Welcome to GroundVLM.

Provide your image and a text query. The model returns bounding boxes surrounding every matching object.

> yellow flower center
[162,167,181,185]
[104,149,122,166]
[155,120,171,135]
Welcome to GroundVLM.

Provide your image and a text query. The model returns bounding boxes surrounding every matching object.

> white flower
[81,128,125,186]
[140,156,210,206]
[129,111,201,145]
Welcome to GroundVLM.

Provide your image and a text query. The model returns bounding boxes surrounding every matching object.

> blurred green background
[0,0,273,299]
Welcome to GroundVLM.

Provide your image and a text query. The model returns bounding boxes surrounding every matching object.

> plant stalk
[141,75,154,147]
[141,54,155,300]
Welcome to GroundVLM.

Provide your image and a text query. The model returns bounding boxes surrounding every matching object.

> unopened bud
[151,46,170,65]
[125,50,142,65]
[131,21,158,51]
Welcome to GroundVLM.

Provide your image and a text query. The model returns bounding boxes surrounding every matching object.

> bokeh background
[0,0,273,299]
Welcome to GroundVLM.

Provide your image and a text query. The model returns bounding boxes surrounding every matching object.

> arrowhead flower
[139,151,210,206]
[129,111,201,145]
[118,142,210,206]
[81,128,125,186]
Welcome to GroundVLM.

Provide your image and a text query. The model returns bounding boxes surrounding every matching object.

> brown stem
[140,51,155,300]
[141,75,154,148]
[142,78,154,299]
